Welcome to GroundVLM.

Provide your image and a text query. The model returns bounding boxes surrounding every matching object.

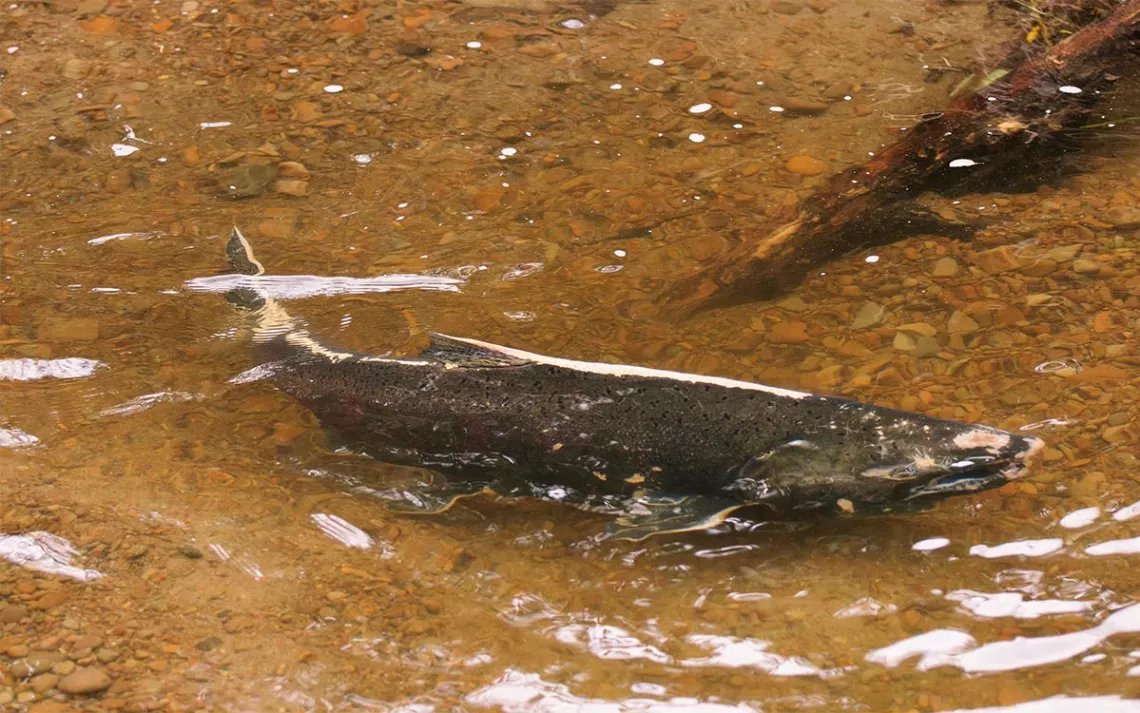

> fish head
[734,405,1045,513]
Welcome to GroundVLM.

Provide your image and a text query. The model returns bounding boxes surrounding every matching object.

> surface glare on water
[3,0,1140,710]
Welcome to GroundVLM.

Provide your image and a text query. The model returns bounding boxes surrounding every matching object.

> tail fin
[224,225,296,342]
[225,226,269,311]
[224,226,353,361]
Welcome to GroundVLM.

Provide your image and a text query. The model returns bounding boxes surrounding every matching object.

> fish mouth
[904,435,1044,500]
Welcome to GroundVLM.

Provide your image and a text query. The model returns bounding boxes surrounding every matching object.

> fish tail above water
[224,226,356,363]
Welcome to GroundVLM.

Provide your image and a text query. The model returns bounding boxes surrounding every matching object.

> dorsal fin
[422,333,530,368]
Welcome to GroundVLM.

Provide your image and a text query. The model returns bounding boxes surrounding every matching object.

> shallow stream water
[3,0,1140,711]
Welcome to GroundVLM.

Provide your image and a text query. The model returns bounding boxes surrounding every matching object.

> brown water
[4,0,1140,711]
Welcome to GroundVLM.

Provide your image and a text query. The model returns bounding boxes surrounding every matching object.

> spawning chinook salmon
[223,227,1044,541]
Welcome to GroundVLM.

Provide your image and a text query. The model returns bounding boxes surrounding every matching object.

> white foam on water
[185,273,463,298]
[682,635,837,677]
[1086,537,1140,556]
[0,358,105,381]
[969,539,1063,559]
[0,531,103,581]
[866,629,976,668]
[0,428,39,448]
[870,603,1140,674]
[466,669,761,712]
[311,513,373,549]
[101,391,203,417]
[1114,501,1140,521]
[944,696,1140,713]
[946,590,1094,619]
[913,537,950,551]
[87,231,165,246]
[1059,506,1100,529]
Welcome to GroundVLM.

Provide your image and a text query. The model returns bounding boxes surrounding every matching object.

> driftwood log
[664,0,1140,315]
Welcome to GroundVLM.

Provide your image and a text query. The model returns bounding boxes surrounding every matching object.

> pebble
[850,302,885,329]
[780,98,829,115]
[58,667,112,695]
[947,311,980,334]
[892,331,916,352]
[767,321,810,344]
[785,155,827,176]
[30,673,59,694]
[972,245,1024,273]
[1073,258,1100,274]
[1102,425,1131,444]
[931,257,959,277]
[770,0,803,14]
[62,58,92,80]
[912,335,941,357]
[898,322,937,337]
[0,604,28,623]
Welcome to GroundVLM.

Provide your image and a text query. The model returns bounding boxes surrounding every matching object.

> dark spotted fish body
[224,227,1044,539]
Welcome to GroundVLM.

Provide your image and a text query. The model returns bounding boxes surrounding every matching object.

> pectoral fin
[385,480,497,514]
[607,494,745,542]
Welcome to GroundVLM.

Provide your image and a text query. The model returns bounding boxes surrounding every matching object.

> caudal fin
[224,226,269,311]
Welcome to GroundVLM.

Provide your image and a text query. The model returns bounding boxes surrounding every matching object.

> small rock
[290,101,322,122]
[898,322,937,337]
[779,296,808,312]
[767,321,810,344]
[30,674,59,694]
[0,106,14,124]
[177,545,203,559]
[213,161,277,198]
[182,145,201,166]
[850,302,885,329]
[785,155,827,176]
[1102,425,1131,444]
[62,58,92,80]
[94,648,119,663]
[770,0,803,13]
[0,604,28,623]
[1093,311,1114,333]
[473,186,506,212]
[971,245,1024,274]
[1104,206,1140,229]
[780,98,829,115]
[195,637,222,652]
[1019,258,1057,277]
[276,161,309,178]
[1046,245,1079,262]
[892,331,916,351]
[58,667,112,695]
[912,335,941,357]
[71,635,103,651]
[76,0,107,15]
[52,661,76,676]
[80,16,119,33]
[274,179,308,196]
[947,311,980,334]
[30,590,69,610]
[931,257,959,277]
[1073,258,1100,274]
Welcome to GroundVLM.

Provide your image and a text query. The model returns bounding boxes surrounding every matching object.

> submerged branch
[663,0,1140,315]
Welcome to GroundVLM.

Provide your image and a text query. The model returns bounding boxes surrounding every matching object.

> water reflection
[467,670,760,713]
[871,603,1140,673]
[186,272,463,298]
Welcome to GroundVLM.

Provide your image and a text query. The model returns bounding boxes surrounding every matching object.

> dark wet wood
[665,0,1140,314]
